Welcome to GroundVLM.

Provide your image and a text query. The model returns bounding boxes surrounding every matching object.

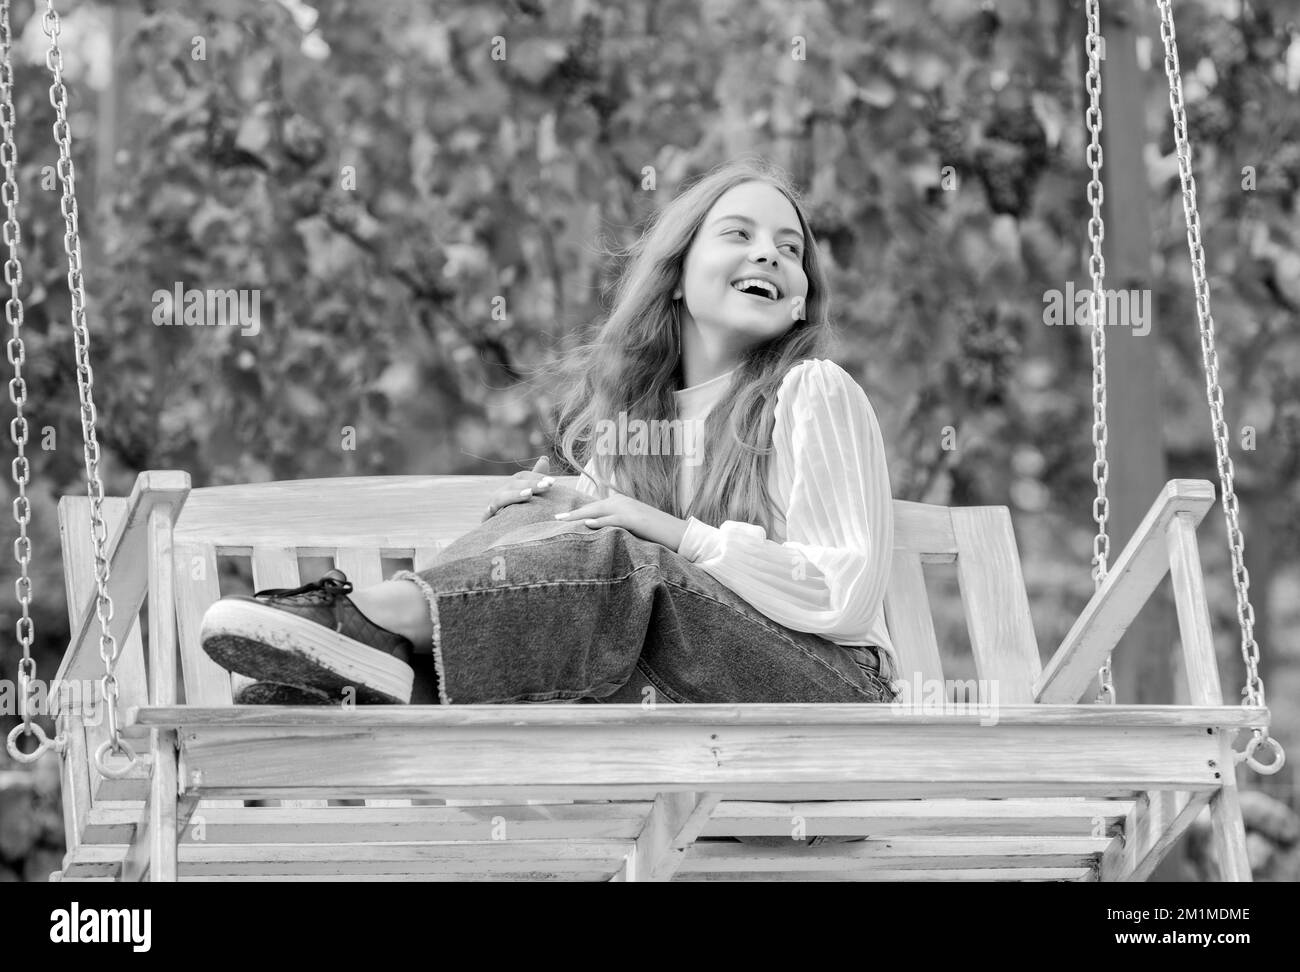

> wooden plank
[174,476,508,550]
[74,797,1133,846]
[57,869,615,882]
[147,508,181,882]
[149,508,179,709]
[950,506,1041,702]
[70,836,1108,876]
[166,722,1221,799]
[679,836,1108,871]
[57,713,93,862]
[166,476,955,565]
[149,730,179,882]
[90,802,649,844]
[1208,734,1252,881]
[709,798,1134,838]
[251,546,302,590]
[883,550,944,685]
[73,841,632,870]
[174,541,234,706]
[1166,513,1224,706]
[333,548,384,588]
[1035,480,1216,703]
[120,796,152,883]
[56,471,191,685]
[893,499,959,561]
[1098,789,1211,881]
[413,547,443,571]
[627,792,720,881]
[130,702,1269,730]
[70,781,1166,802]
[675,867,1092,882]
[69,868,1088,882]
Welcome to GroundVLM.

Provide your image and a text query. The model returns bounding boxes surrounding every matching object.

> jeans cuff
[390,570,451,705]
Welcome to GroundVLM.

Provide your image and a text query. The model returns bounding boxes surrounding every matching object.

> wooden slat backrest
[173,539,231,706]
[883,550,944,686]
[333,548,385,588]
[950,507,1042,703]
[163,476,1039,699]
[885,499,959,685]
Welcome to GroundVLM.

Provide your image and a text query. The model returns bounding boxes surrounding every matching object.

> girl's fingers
[510,473,554,490]
[549,499,614,530]
[486,487,534,520]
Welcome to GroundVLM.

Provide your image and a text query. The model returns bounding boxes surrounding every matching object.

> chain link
[1084,0,1114,704]
[1156,0,1282,773]
[37,0,130,772]
[2,0,52,763]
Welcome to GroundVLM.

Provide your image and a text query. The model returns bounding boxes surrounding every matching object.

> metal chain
[1,0,62,763]
[1084,0,1114,704]
[1156,0,1282,774]
[40,0,134,775]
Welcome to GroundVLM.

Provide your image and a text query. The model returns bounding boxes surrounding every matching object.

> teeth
[731,278,779,300]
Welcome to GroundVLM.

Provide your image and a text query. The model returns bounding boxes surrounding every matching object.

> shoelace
[254,569,353,599]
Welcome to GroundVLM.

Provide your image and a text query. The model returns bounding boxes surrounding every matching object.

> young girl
[200,158,899,709]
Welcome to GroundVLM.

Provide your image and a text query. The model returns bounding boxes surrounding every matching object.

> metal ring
[6,721,63,763]
[93,738,139,779]
[1241,734,1286,776]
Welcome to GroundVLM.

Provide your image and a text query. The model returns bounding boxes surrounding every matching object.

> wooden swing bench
[48,471,1265,882]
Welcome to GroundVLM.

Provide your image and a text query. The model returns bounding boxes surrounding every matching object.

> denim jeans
[390,482,896,708]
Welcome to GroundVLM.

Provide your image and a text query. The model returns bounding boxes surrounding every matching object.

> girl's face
[678,181,809,355]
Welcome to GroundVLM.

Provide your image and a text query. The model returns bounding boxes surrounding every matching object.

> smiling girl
[199,157,898,708]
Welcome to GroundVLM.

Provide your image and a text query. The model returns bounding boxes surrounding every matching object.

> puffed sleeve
[676,359,894,644]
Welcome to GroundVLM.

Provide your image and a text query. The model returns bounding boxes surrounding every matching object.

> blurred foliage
[2,0,1300,821]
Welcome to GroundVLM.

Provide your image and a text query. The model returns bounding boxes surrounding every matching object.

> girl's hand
[554,493,688,552]
[483,457,556,522]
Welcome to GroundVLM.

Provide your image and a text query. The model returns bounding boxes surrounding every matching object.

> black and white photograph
[1,0,1298,908]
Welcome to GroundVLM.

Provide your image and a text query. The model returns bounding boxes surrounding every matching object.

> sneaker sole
[235,681,336,705]
[201,599,414,704]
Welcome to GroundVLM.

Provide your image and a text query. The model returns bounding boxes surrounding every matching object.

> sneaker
[201,568,416,704]
[234,681,335,705]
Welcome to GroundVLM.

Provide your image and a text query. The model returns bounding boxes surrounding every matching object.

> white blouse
[575,358,896,669]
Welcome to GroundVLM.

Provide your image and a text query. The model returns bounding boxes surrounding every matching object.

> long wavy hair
[549,157,833,536]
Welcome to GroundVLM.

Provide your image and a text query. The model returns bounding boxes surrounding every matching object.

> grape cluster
[951,304,1023,408]
[974,103,1049,218]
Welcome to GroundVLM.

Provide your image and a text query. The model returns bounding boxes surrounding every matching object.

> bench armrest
[55,471,190,689]
[1034,479,1215,704]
